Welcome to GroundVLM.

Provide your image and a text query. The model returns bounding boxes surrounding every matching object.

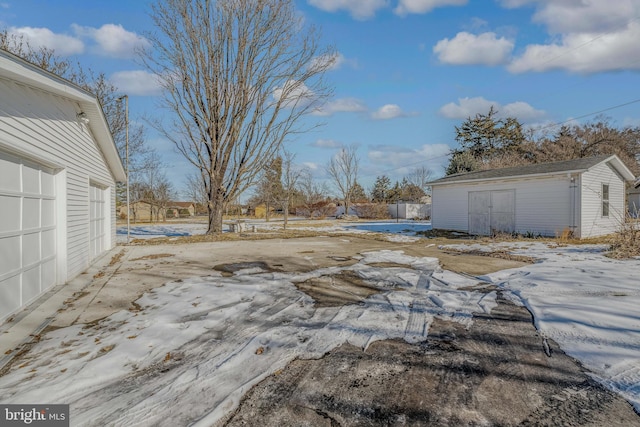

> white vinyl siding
[580,162,625,238]
[0,76,117,321]
[432,175,574,237]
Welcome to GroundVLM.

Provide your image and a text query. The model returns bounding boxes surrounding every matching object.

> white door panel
[0,150,57,321]
[468,189,516,235]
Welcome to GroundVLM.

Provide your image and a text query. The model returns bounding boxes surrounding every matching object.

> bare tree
[326,145,359,216]
[406,166,433,196]
[280,149,304,229]
[184,169,209,210]
[298,170,331,218]
[142,0,334,233]
[254,156,283,222]
[1,29,73,77]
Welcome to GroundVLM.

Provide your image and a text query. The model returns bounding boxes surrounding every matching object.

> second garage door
[89,184,106,261]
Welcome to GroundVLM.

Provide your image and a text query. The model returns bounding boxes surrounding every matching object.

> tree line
[446,106,640,177]
[247,144,433,223]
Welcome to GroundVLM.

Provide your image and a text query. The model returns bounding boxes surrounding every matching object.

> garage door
[468,190,515,235]
[0,151,56,319]
[89,184,106,261]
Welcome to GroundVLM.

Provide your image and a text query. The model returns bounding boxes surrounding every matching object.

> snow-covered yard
[116,219,432,244]
[445,241,640,412]
[1,231,639,424]
[0,250,490,425]
[116,223,210,242]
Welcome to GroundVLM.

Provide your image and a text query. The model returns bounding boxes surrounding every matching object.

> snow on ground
[0,250,492,426]
[444,241,640,412]
[250,219,430,243]
[116,223,210,243]
[116,219,432,244]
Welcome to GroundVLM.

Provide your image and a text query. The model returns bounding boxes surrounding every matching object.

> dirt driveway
[2,234,638,426]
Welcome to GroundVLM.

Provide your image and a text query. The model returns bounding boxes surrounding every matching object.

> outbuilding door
[89,184,106,261]
[0,151,57,319]
[468,190,515,235]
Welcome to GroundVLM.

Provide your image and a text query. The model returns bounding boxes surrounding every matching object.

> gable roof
[428,155,636,186]
[0,49,126,182]
[171,201,195,208]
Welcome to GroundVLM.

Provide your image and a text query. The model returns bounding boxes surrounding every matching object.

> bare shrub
[354,203,391,219]
[608,217,640,259]
[297,201,336,219]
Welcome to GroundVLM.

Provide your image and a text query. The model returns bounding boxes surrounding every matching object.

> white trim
[56,169,67,285]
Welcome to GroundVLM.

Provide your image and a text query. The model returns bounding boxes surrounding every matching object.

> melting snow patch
[0,250,487,426]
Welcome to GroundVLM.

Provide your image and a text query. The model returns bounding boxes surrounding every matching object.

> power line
[536,97,640,132]
[365,96,640,178]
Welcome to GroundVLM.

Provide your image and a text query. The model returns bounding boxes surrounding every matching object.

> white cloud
[433,32,514,66]
[367,143,451,176]
[528,0,638,34]
[395,0,467,16]
[501,0,640,74]
[498,0,535,8]
[439,97,546,122]
[307,0,388,20]
[110,70,162,96]
[371,104,414,120]
[500,101,547,121]
[313,98,367,116]
[310,139,344,149]
[509,22,640,74]
[273,80,317,108]
[72,23,149,58]
[310,52,341,72]
[8,26,84,56]
[302,162,321,171]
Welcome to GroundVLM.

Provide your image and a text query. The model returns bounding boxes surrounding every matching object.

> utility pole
[117,95,130,244]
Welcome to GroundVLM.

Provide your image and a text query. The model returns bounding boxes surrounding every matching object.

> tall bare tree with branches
[142,0,334,233]
[327,145,359,216]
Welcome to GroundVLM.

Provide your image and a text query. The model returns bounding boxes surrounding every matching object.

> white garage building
[429,155,635,239]
[0,50,125,322]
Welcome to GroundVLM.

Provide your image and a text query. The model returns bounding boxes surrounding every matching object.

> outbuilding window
[602,184,609,217]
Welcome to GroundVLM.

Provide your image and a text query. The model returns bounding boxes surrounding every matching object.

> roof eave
[0,50,126,183]
[429,168,589,186]
[602,155,636,182]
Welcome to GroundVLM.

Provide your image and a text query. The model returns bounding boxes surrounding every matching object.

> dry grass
[608,219,640,259]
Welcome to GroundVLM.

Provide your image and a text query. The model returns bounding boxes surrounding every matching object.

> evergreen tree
[447,106,525,175]
[371,175,391,202]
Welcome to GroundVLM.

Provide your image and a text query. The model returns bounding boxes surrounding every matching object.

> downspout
[569,174,577,235]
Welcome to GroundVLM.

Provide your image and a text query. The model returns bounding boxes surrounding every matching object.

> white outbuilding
[0,50,126,322]
[428,155,635,239]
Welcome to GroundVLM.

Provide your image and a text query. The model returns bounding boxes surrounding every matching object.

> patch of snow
[446,241,640,412]
[0,250,486,426]
[116,223,210,243]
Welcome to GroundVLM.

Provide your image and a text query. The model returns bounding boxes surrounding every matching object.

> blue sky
[1,0,639,197]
